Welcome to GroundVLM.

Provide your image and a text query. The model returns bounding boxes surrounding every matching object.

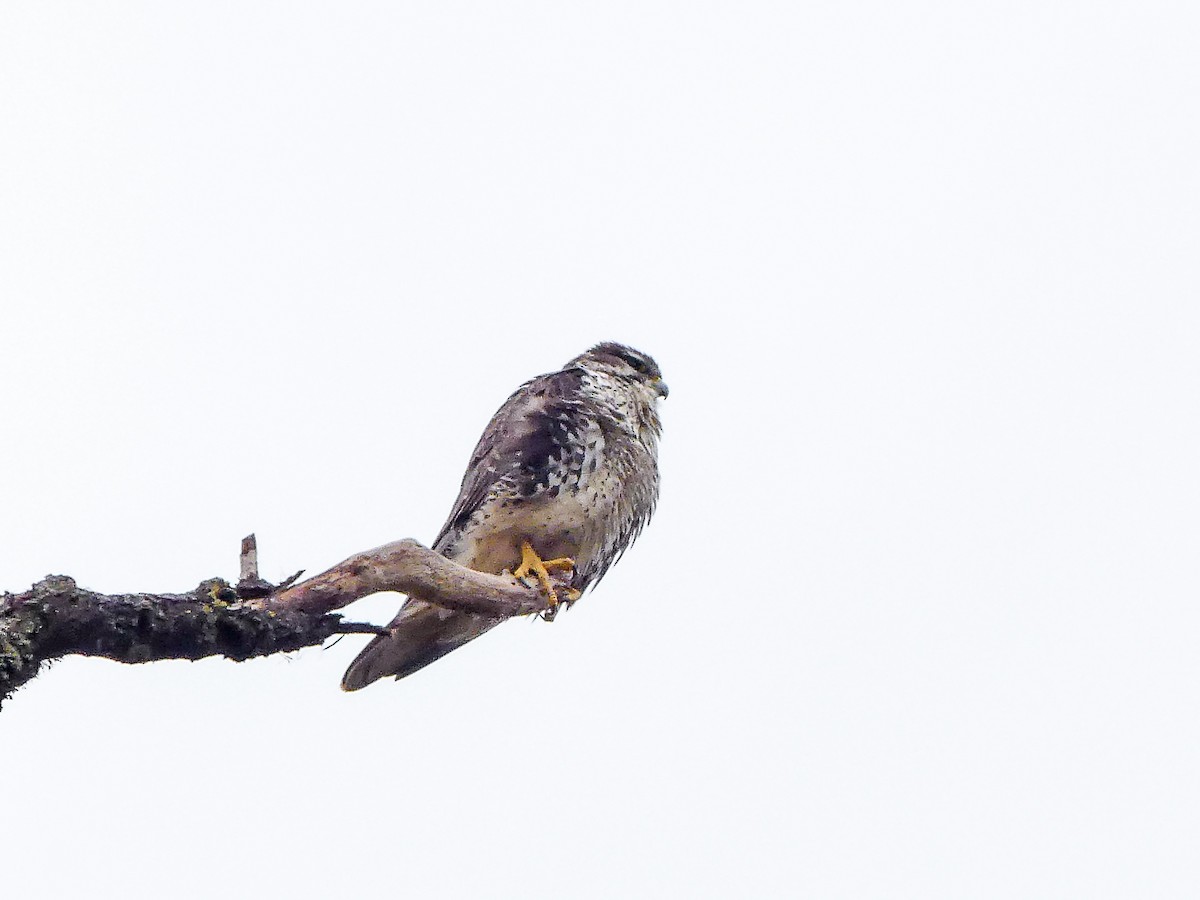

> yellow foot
[512,541,575,611]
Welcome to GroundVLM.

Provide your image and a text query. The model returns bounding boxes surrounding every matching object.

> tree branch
[272,538,558,618]
[0,534,559,710]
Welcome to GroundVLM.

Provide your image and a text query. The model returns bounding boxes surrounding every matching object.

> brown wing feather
[430,366,586,553]
[342,365,587,691]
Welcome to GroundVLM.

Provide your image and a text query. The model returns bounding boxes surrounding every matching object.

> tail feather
[341,600,502,691]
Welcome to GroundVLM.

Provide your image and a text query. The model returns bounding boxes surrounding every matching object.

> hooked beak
[654,378,669,398]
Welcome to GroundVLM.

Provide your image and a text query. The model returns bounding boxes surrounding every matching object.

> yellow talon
[512,541,575,609]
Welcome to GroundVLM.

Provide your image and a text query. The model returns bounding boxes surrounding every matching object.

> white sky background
[1,2,1197,897]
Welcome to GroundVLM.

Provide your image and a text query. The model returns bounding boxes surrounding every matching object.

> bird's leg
[511,541,575,613]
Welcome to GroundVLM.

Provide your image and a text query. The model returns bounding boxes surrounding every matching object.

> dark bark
[0,534,556,710]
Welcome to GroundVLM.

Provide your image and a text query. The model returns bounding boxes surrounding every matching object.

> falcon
[342,342,667,690]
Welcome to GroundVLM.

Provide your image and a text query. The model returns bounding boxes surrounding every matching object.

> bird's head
[572,342,669,399]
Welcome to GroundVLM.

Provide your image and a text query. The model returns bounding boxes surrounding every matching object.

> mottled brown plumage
[342,342,666,690]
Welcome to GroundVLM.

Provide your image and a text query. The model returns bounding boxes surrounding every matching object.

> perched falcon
[341,342,667,690]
